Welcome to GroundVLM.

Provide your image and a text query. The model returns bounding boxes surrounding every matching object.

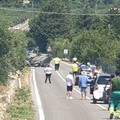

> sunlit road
[30,60,110,120]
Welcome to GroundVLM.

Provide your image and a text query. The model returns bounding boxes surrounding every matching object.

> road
[30,60,110,120]
[9,19,29,31]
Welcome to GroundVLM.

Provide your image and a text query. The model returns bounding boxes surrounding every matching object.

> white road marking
[32,67,45,120]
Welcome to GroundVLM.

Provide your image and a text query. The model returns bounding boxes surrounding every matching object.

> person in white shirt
[66,72,74,99]
[44,64,53,83]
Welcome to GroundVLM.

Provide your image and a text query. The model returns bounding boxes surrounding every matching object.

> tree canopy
[28,0,120,72]
[0,21,27,84]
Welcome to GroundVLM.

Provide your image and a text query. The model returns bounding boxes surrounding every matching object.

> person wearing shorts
[81,87,87,93]
[66,72,74,99]
[78,71,90,99]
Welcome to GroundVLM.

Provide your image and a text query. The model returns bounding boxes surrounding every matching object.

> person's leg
[57,64,60,70]
[81,87,84,99]
[55,64,57,70]
[56,64,59,70]
[69,91,73,99]
[109,94,115,112]
[69,86,73,99]
[84,87,87,99]
[114,92,120,118]
[66,91,69,99]
[45,74,48,83]
[66,86,69,99]
[109,92,115,119]
[48,74,51,83]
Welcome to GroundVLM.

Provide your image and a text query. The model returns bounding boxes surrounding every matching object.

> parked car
[91,73,111,104]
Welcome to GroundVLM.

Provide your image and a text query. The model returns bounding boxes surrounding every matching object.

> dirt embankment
[0,71,31,120]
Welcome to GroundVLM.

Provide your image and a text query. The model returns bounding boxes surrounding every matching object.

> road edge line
[32,67,45,120]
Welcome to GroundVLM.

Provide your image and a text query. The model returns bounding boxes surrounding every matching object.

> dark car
[29,54,52,67]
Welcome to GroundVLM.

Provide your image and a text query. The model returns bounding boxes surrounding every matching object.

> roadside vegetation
[7,87,35,120]
[6,68,35,120]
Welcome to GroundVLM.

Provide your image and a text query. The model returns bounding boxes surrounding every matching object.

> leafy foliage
[0,20,27,84]
[70,30,120,66]
[49,38,71,58]
[29,0,73,52]
[7,87,34,120]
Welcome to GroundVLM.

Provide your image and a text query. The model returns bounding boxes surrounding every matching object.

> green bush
[7,87,35,120]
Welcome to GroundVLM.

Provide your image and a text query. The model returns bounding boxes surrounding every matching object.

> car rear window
[97,76,111,84]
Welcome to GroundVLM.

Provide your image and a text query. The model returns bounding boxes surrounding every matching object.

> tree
[49,38,71,58]
[0,22,13,84]
[8,31,27,71]
[0,20,27,84]
[70,29,120,70]
[29,0,74,52]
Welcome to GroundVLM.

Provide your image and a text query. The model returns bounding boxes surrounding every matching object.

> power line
[0,7,120,16]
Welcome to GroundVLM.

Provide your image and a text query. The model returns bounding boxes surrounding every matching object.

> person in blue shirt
[78,71,90,100]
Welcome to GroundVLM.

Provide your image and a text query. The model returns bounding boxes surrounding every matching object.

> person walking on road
[109,70,120,119]
[66,72,74,99]
[53,57,61,71]
[78,71,90,100]
[44,64,53,84]
[71,61,78,77]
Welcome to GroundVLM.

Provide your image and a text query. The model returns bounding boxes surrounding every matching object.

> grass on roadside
[6,84,35,120]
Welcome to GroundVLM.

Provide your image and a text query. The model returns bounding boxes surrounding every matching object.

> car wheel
[93,96,97,103]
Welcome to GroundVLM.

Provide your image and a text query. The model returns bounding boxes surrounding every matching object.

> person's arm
[50,67,53,70]
[87,77,91,82]
[78,78,81,87]
[72,79,75,85]
[109,83,112,98]
[44,68,47,72]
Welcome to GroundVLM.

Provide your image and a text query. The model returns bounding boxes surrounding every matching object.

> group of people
[44,56,120,118]
[44,56,93,100]
[66,58,91,100]
[65,70,90,100]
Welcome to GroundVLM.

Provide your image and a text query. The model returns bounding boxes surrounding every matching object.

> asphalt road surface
[30,60,110,120]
